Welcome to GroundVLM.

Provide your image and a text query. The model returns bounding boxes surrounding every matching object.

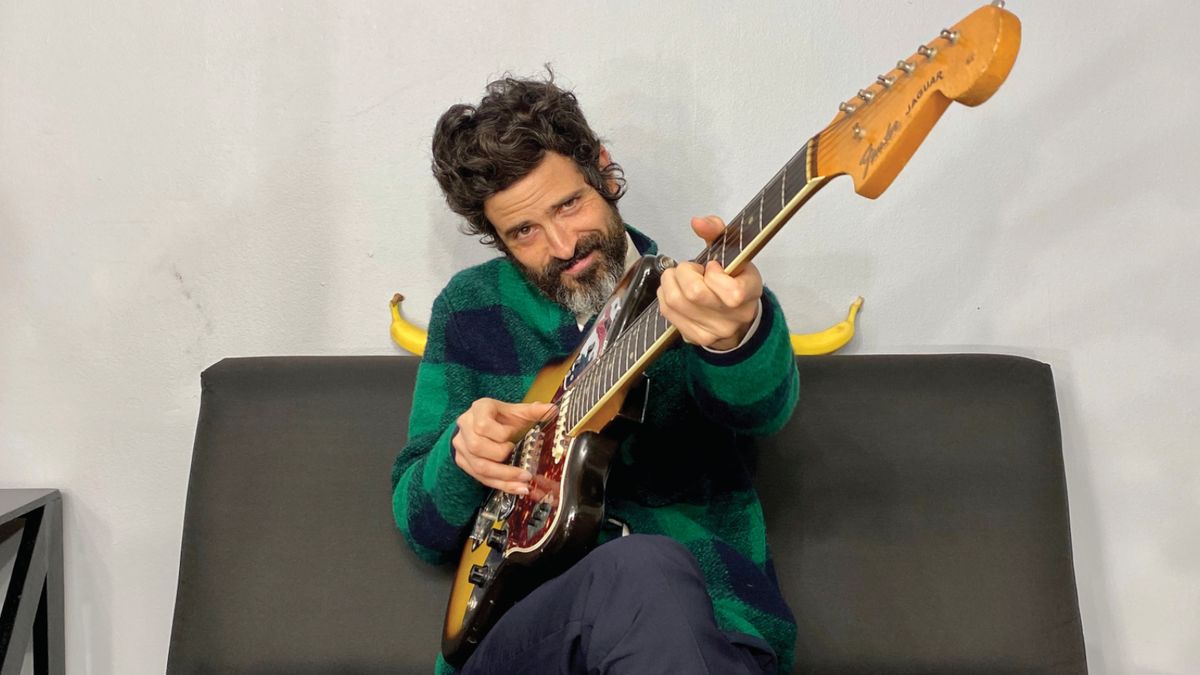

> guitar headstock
[813,2,1021,198]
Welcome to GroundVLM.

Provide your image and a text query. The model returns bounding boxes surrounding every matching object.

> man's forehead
[483,152,587,227]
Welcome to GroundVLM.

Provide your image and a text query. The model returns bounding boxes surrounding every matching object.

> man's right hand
[452,398,557,495]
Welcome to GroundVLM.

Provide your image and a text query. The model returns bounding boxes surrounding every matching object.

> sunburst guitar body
[441,255,664,667]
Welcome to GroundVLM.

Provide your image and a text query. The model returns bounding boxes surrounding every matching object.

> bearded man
[391,73,800,675]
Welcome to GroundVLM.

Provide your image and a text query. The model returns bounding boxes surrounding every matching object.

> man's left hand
[657,215,763,351]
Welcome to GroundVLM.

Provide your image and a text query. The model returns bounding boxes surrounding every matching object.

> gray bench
[167,354,1088,673]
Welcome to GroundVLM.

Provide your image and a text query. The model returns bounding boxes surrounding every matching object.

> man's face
[483,151,628,317]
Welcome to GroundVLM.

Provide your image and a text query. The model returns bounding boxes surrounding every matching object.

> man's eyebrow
[499,220,531,239]
[550,190,583,211]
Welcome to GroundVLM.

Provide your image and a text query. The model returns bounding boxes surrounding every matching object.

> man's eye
[515,225,534,238]
[561,196,580,210]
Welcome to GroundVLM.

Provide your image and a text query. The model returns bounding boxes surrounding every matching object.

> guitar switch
[468,563,493,587]
[486,526,508,550]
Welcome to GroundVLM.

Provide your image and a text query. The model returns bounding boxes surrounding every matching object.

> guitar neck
[694,138,833,273]
[563,139,834,437]
[562,1,1024,436]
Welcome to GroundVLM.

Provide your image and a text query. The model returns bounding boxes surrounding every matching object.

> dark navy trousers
[461,534,777,675]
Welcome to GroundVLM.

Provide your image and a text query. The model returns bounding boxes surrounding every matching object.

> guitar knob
[468,563,492,587]
[486,527,508,550]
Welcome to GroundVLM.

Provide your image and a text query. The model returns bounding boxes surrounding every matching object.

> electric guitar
[442,2,1022,666]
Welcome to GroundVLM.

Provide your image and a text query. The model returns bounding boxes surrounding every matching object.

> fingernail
[519,471,533,482]
[517,487,530,495]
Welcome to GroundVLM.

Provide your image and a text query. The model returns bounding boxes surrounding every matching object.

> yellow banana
[391,292,863,358]
[790,296,863,356]
[390,293,428,356]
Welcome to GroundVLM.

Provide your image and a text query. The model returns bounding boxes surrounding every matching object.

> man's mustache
[545,236,604,277]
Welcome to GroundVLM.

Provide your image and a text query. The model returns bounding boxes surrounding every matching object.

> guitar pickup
[526,501,553,532]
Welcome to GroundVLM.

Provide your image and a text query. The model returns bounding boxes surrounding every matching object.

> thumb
[690,215,726,245]
[499,400,558,424]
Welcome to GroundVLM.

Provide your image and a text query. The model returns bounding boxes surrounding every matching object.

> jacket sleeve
[390,290,489,565]
[682,287,800,436]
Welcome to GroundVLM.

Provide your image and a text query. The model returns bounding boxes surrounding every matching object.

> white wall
[1,1,1196,673]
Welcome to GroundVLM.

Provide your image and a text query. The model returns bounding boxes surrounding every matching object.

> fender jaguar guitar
[443,2,1022,666]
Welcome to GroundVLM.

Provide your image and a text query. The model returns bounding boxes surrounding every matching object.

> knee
[590,534,702,582]
[575,535,713,628]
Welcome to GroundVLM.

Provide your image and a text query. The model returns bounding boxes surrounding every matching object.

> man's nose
[544,224,577,260]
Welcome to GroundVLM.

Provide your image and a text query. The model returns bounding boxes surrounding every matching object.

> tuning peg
[839,101,858,115]
[877,74,895,88]
[917,45,938,59]
[857,89,876,103]
[897,59,915,75]
[940,29,960,44]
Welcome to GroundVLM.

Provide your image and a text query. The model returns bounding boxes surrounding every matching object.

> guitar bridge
[468,492,515,548]
[551,390,572,463]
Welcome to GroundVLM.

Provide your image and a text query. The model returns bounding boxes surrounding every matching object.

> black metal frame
[0,491,63,675]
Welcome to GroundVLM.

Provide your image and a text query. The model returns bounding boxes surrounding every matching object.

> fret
[758,190,764,237]
[762,175,784,230]
[740,192,763,243]
[781,163,787,212]
[597,353,608,394]
[605,351,617,392]
[622,334,637,373]
[719,227,727,267]
[722,222,742,266]
[734,213,743,264]
[591,369,601,410]
[783,145,809,203]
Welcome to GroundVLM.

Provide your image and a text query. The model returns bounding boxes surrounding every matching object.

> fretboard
[563,137,831,436]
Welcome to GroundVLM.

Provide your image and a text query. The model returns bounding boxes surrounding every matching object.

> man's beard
[516,207,628,318]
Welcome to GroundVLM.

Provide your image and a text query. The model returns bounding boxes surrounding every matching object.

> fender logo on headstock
[860,119,902,179]
[905,70,945,117]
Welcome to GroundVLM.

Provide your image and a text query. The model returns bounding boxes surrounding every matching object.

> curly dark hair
[431,71,626,250]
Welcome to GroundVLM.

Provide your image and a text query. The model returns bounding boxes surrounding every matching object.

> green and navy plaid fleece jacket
[391,226,800,674]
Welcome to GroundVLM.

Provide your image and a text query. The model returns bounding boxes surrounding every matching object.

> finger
[496,401,558,426]
[702,260,762,311]
[690,215,726,245]
[657,278,726,346]
[471,413,510,442]
[472,436,518,463]
[667,262,724,310]
[457,425,517,462]
[470,458,533,495]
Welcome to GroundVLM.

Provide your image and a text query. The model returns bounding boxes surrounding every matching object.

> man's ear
[598,146,617,194]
